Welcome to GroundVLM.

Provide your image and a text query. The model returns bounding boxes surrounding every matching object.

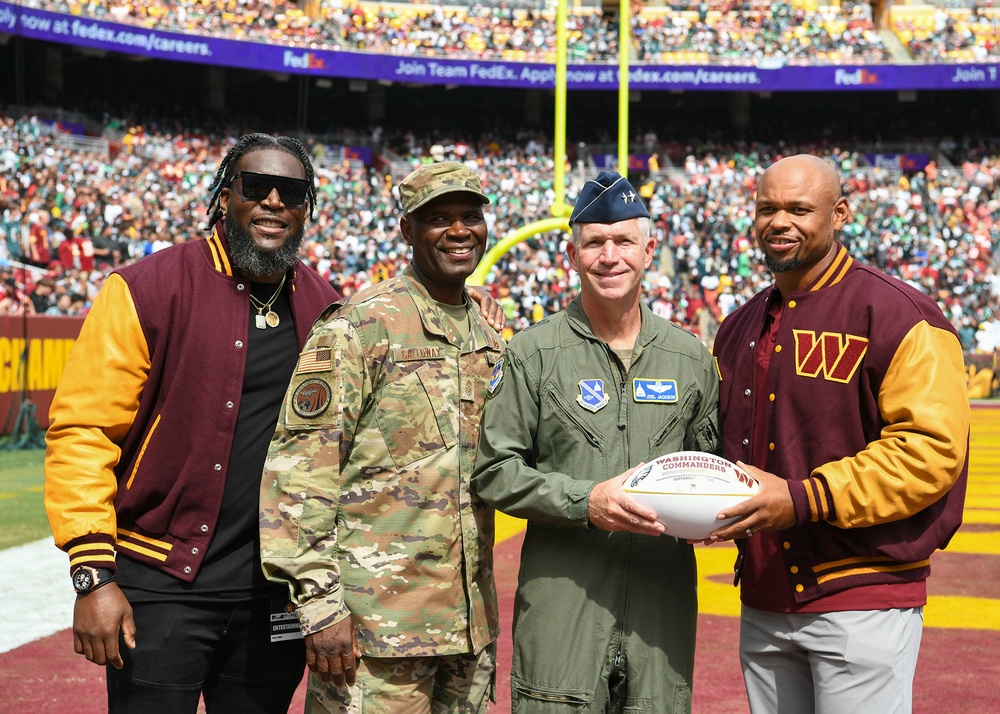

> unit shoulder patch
[292,378,332,418]
[488,357,504,396]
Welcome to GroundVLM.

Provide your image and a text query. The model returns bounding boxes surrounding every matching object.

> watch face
[73,569,94,593]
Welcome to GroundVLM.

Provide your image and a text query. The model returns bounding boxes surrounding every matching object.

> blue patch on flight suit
[577,379,609,412]
[488,358,504,395]
[632,378,678,403]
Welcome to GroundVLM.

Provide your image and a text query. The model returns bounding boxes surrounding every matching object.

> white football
[623,451,758,539]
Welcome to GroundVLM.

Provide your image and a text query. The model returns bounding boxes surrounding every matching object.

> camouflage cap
[398,161,490,215]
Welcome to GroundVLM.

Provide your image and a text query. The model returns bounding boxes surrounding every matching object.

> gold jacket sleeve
[809,320,969,527]
[44,273,151,558]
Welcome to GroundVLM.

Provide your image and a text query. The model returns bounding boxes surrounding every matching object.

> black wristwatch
[72,566,115,595]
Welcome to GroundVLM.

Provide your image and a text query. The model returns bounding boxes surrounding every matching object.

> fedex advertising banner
[3,2,1000,92]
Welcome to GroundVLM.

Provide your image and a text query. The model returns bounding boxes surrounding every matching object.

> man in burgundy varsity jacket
[44,134,340,713]
[711,154,969,714]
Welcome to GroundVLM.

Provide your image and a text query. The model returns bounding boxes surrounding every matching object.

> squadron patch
[488,358,504,395]
[633,379,678,403]
[577,379,609,412]
[292,378,332,418]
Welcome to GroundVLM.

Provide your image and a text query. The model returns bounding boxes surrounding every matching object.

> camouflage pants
[304,643,496,714]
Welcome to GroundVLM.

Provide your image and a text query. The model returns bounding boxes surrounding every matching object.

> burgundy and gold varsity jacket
[44,225,339,581]
[715,244,969,606]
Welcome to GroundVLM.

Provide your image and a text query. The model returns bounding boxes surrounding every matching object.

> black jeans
[106,597,305,713]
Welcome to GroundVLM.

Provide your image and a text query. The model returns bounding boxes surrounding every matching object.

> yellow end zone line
[495,521,1000,631]
[496,512,525,545]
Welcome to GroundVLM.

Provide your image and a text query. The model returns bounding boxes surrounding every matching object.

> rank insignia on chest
[633,378,678,403]
[488,358,504,395]
[577,379,609,412]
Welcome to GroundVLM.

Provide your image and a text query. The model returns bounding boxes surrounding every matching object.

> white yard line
[0,537,74,653]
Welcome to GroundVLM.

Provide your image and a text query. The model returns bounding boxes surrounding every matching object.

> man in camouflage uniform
[260,161,502,713]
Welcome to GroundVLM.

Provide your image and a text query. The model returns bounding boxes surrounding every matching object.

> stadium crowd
[29,0,994,64]
[892,3,1000,62]
[1,111,998,355]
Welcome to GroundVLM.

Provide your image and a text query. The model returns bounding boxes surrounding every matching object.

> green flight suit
[473,297,720,713]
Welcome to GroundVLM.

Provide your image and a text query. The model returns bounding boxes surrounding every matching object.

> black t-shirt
[118,279,299,602]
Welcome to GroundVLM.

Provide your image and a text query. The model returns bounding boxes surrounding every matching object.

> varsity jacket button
[744,389,751,397]
[237,283,245,291]
[192,547,199,555]
[783,541,791,550]
[749,341,755,348]
[790,565,799,574]
[742,438,749,446]
[768,443,775,451]
[775,345,782,353]
[235,340,244,348]
[769,393,775,401]
[795,584,804,593]
[226,401,234,409]
[214,464,222,471]
[788,300,797,308]
[201,524,209,533]
[184,566,192,574]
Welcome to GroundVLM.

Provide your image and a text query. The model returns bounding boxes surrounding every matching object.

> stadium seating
[22,0,911,64]
[890,3,1000,62]
[2,110,997,353]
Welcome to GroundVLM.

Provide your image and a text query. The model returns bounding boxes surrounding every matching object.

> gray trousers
[740,604,923,714]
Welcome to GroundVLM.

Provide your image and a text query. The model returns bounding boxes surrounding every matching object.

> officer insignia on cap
[578,379,609,412]
[570,171,650,224]
[292,378,332,418]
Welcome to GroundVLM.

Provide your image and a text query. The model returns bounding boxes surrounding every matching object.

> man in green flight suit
[473,171,721,713]
[260,161,503,712]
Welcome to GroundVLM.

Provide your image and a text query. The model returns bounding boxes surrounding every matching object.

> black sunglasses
[229,171,310,206]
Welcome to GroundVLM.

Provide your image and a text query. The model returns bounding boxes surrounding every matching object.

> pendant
[255,313,267,330]
[265,310,280,328]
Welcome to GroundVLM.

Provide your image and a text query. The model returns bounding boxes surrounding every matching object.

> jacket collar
[400,265,501,352]
[205,221,235,277]
[803,242,855,292]
[565,295,658,349]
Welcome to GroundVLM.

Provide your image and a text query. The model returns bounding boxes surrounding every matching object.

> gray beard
[225,213,304,278]
[764,253,800,273]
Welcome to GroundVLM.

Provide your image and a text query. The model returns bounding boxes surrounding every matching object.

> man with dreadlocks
[43,133,339,712]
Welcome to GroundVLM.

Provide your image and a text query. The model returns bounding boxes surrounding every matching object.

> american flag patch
[297,348,332,374]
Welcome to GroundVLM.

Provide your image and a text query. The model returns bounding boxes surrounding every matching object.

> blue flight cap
[569,171,650,224]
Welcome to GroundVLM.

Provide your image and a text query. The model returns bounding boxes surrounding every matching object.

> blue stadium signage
[3,1,999,92]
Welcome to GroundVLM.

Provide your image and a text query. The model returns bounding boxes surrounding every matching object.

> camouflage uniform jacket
[260,265,502,658]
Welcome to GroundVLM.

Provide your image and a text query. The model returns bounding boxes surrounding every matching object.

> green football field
[0,449,50,549]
